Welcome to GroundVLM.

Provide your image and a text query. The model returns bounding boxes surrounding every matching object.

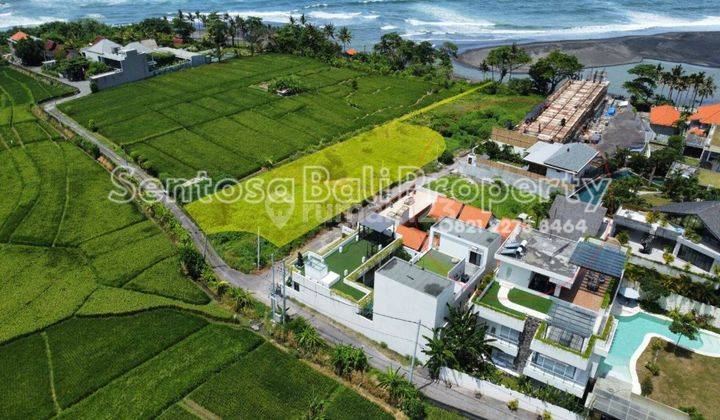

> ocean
[3,0,720,51]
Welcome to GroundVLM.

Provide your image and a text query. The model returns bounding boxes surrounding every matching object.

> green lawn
[476,282,526,319]
[637,337,720,418]
[698,168,720,188]
[331,280,369,301]
[324,238,379,278]
[416,249,457,277]
[187,121,445,246]
[507,287,553,314]
[427,175,543,219]
[59,54,457,184]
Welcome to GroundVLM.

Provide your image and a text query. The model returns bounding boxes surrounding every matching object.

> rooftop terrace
[498,226,580,280]
[416,249,458,277]
[378,258,452,297]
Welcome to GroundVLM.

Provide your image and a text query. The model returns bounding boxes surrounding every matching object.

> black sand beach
[458,31,720,70]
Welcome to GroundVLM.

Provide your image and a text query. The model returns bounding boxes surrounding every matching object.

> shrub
[269,75,305,95]
[507,399,519,411]
[438,149,454,164]
[542,410,552,420]
[151,51,177,67]
[179,245,206,279]
[640,377,653,396]
[507,78,534,95]
[400,396,425,419]
[616,230,629,245]
[645,361,660,376]
[86,61,110,77]
[680,406,705,420]
[88,119,98,132]
[330,345,368,377]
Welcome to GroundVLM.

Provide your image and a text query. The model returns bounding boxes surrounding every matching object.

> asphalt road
[43,88,537,420]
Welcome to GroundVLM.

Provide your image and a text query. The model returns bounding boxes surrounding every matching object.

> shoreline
[458,31,720,70]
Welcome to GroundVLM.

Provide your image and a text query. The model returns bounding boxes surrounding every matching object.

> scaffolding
[521,76,609,143]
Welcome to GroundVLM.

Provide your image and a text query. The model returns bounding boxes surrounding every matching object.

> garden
[0,68,396,419]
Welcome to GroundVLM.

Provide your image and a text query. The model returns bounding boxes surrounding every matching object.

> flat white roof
[524,142,562,166]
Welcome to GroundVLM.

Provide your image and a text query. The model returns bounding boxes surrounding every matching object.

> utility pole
[409,319,421,384]
[281,263,287,328]
[256,228,260,270]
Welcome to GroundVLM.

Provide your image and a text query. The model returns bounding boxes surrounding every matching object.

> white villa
[473,225,626,397]
[81,38,207,90]
[613,202,720,275]
[523,142,599,186]
[285,213,502,359]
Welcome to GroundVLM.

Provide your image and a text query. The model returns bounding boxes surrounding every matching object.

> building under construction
[521,75,609,143]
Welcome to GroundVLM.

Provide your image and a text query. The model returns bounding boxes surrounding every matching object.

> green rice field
[59,54,457,183]
[187,121,445,246]
[1,66,391,419]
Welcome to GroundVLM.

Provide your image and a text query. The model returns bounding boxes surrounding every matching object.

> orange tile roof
[649,105,681,127]
[9,31,29,42]
[688,127,707,137]
[428,196,463,220]
[495,218,520,239]
[458,205,492,228]
[396,225,428,252]
[689,103,720,126]
[345,48,358,56]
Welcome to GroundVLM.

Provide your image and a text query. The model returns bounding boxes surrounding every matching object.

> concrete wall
[91,50,150,90]
[496,263,533,288]
[439,367,584,420]
[436,234,472,263]
[656,293,720,329]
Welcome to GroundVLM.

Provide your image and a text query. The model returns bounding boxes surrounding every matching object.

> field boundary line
[397,82,489,123]
[58,324,213,413]
[74,219,147,246]
[52,142,70,247]
[41,332,62,415]
[178,398,220,420]
[4,146,40,243]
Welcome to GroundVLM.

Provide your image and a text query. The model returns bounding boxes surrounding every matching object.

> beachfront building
[473,225,625,397]
[520,79,609,143]
[286,214,502,359]
[81,37,207,90]
[523,141,599,186]
[688,103,720,171]
[648,105,680,141]
[613,202,720,275]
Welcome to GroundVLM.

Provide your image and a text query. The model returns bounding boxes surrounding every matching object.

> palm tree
[209,279,230,297]
[698,76,717,105]
[479,59,490,81]
[323,23,336,41]
[668,307,699,351]
[422,328,457,380]
[689,72,706,108]
[338,27,352,51]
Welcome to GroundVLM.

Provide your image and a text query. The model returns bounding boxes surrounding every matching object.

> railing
[345,237,403,283]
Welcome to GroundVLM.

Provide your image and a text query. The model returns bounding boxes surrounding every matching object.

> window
[532,353,577,380]
[489,324,520,344]
[469,250,483,266]
[293,281,300,291]
[678,245,715,272]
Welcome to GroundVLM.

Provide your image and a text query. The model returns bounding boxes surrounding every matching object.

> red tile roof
[458,205,492,228]
[9,31,29,42]
[428,196,463,220]
[495,218,520,239]
[689,103,720,126]
[345,48,358,56]
[396,225,428,252]
[649,105,681,127]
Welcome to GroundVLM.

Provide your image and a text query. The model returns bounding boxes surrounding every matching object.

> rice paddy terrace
[0,64,392,419]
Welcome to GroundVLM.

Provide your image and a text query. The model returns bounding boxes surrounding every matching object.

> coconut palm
[668,307,699,350]
[338,26,352,50]
[323,23,336,41]
[423,328,457,380]
[698,76,717,105]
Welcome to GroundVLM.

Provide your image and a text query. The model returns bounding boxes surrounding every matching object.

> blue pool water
[573,179,611,205]
[599,312,720,383]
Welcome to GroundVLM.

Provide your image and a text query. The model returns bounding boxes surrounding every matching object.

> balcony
[523,360,588,398]
[473,281,554,331]
[531,323,593,370]
[486,332,520,357]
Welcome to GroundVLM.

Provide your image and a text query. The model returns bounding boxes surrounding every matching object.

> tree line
[624,63,717,110]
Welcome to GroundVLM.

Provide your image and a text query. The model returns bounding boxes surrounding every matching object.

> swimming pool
[599,312,720,388]
[573,178,611,205]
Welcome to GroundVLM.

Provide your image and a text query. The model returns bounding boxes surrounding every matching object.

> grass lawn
[426,175,543,219]
[187,121,445,246]
[331,280,369,301]
[324,238,379,278]
[475,282,526,319]
[416,249,457,277]
[507,287,553,314]
[637,337,720,418]
[698,168,720,189]
[642,193,673,207]
[60,54,457,184]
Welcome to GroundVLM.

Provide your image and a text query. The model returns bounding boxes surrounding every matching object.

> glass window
[546,326,584,351]
[532,353,576,380]
[678,245,715,272]
[490,324,520,344]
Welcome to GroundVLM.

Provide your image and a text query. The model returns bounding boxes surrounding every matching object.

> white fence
[658,293,720,329]
[439,368,584,420]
